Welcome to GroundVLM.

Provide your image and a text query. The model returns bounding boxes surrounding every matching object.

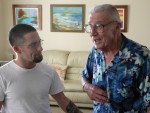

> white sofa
[42,50,93,108]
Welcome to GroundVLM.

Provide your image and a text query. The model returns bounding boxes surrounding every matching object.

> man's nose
[37,44,43,51]
[90,27,98,36]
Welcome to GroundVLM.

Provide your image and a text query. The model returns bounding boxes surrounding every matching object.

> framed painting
[13,4,42,30]
[115,5,128,32]
[50,4,85,32]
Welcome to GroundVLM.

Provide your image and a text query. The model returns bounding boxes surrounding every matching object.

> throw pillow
[51,64,67,82]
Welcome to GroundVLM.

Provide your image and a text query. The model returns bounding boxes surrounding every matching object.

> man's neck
[103,35,122,66]
[104,34,122,56]
[14,59,36,69]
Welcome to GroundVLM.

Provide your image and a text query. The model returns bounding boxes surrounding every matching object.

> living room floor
[51,105,93,113]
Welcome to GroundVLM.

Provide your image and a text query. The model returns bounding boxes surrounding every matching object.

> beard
[33,54,43,63]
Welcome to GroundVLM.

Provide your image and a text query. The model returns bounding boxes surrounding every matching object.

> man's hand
[84,83,108,103]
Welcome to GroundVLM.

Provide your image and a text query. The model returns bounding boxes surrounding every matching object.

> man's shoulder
[127,40,149,56]
[0,61,13,71]
[122,35,149,55]
[37,62,55,72]
[38,62,52,69]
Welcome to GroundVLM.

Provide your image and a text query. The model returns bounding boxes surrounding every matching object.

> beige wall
[1,0,150,60]
[0,0,5,60]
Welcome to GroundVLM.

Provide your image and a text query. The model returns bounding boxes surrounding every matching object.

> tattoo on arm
[66,101,82,113]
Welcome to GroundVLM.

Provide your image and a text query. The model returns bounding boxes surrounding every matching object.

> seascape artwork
[15,8,38,28]
[52,6,83,32]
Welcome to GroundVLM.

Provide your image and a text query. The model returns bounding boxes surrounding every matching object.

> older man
[82,4,150,113]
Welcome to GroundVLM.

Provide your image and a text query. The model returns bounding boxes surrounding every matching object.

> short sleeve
[143,56,150,107]
[51,64,67,82]
[49,69,64,95]
[82,48,94,83]
[134,48,150,108]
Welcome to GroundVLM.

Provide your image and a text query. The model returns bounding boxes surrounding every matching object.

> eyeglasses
[84,21,115,33]
[20,39,44,49]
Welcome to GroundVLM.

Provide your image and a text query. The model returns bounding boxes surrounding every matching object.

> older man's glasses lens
[84,24,104,33]
[84,21,115,33]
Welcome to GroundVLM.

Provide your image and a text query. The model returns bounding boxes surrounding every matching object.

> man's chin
[95,45,102,50]
[33,55,43,63]
[34,59,43,63]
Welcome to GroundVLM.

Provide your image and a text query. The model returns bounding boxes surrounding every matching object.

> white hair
[90,4,121,22]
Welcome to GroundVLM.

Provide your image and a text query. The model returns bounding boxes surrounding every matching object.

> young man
[82,4,150,113]
[0,24,82,113]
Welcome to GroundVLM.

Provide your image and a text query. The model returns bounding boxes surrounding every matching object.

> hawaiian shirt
[82,34,150,113]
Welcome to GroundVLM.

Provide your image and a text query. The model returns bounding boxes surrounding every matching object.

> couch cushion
[51,64,67,81]
[64,92,92,104]
[66,67,83,80]
[42,50,70,65]
[63,80,83,92]
[49,92,92,104]
[67,51,89,67]
[66,51,89,80]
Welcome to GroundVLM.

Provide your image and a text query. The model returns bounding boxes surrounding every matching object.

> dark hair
[9,24,36,46]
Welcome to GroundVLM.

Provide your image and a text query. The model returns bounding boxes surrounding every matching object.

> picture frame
[13,4,42,30]
[50,4,85,32]
[115,5,128,32]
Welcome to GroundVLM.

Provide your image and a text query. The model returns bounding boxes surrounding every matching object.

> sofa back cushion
[66,51,89,80]
[42,50,70,65]
[42,50,89,81]
[51,64,68,81]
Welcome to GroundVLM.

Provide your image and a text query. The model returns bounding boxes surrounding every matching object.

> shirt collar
[118,33,131,59]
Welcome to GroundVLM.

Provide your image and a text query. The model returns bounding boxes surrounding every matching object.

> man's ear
[12,45,21,54]
[117,21,122,29]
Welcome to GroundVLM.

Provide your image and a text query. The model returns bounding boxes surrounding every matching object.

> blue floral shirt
[82,34,150,113]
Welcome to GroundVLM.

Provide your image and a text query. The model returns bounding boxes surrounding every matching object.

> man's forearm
[66,101,82,113]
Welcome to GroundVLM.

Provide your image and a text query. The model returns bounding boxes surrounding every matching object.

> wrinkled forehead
[88,12,112,23]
